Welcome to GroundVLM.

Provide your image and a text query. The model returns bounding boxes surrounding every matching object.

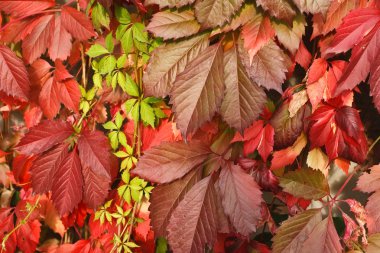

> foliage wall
[1,0,380,252]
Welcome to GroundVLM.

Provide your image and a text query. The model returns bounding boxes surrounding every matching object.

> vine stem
[1,195,41,252]
[368,135,380,155]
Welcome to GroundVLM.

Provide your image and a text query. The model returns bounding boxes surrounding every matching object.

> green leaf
[115,112,123,129]
[93,73,102,88]
[117,72,127,92]
[143,97,161,104]
[118,185,131,204]
[105,32,114,53]
[140,101,155,127]
[118,131,127,147]
[103,121,117,130]
[115,5,131,24]
[117,54,127,68]
[125,74,140,97]
[279,169,330,200]
[156,237,168,253]
[87,44,109,58]
[109,131,119,149]
[120,28,133,54]
[131,102,140,123]
[111,72,118,89]
[132,23,148,43]
[92,2,110,29]
[154,108,167,119]
[124,99,137,113]
[99,55,117,74]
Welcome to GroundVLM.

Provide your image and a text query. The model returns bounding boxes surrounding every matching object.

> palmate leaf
[147,10,200,40]
[15,120,73,155]
[49,14,73,61]
[279,169,330,200]
[239,40,289,93]
[51,149,83,215]
[170,42,225,137]
[194,0,244,29]
[61,6,96,41]
[217,163,262,236]
[272,209,322,253]
[220,43,267,132]
[0,45,31,100]
[0,0,55,18]
[133,141,211,184]
[143,34,209,97]
[302,216,343,253]
[150,169,202,237]
[167,176,221,253]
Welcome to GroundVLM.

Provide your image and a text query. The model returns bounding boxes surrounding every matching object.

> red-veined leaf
[82,166,110,209]
[49,14,72,61]
[0,0,55,18]
[255,0,296,24]
[61,6,96,40]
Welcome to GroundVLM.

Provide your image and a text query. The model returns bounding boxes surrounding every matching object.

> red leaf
[30,143,69,194]
[16,219,41,253]
[307,58,328,84]
[149,169,202,237]
[22,14,54,64]
[241,14,274,61]
[309,102,367,163]
[0,0,55,18]
[39,77,61,118]
[0,45,30,101]
[271,133,307,170]
[218,163,262,236]
[61,6,96,40]
[133,141,211,183]
[326,7,380,55]
[295,41,312,70]
[335,21,380,96]
[82,165,110,209]
[167,176,220,253]
[78,129,115,180]
[52,149,83,215]
[59,79,80,114]
[16,120,73,155]
[233,120,274,161]
[0,208,16,253]
[49,15,73,61]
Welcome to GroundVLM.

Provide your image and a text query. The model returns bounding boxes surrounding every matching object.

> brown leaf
[220,43,267,132]
[133,141,211,184]
[194,0,244,29]
[147,10,200,40]
[171,43,225,137]
[150,169,202,237]
[218,163,262,236]
[256,0,296,24]
[167,176,220,253]
[143,34,209,97]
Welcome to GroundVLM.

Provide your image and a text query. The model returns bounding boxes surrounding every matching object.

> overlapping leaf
[255,0,296,24]
[147,10,200,40]
[220,44,267,132]
[279,169,330,200]
[167,176,220,253]
[217,163,262,236]
[133,141,211,183]
[170,43,225,137]
[272,209,322,253]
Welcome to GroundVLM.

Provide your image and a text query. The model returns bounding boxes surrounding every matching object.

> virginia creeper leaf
[218,163,262,236]
[133,141,211,184]
[167,176,220,253]
[51,150,83,215]
[16,120,73,155]
[255,0,296,24]
[272,209,322,253]
[279,169,330,200]
[0,0,55,18]
[144,0,195,8]
[0,45,31,101]
[194,0,244,29]
[49,14,72,61]
[170,43,225,137]
[82,166,111,209]
[61,6,96,40]
[150,169,202,237]
[220,43,267,132]
[302,216,343,253]
[143,34,209,97]
[147,10,200,40]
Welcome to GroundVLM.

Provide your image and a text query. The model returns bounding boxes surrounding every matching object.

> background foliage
[1,0,380,252]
